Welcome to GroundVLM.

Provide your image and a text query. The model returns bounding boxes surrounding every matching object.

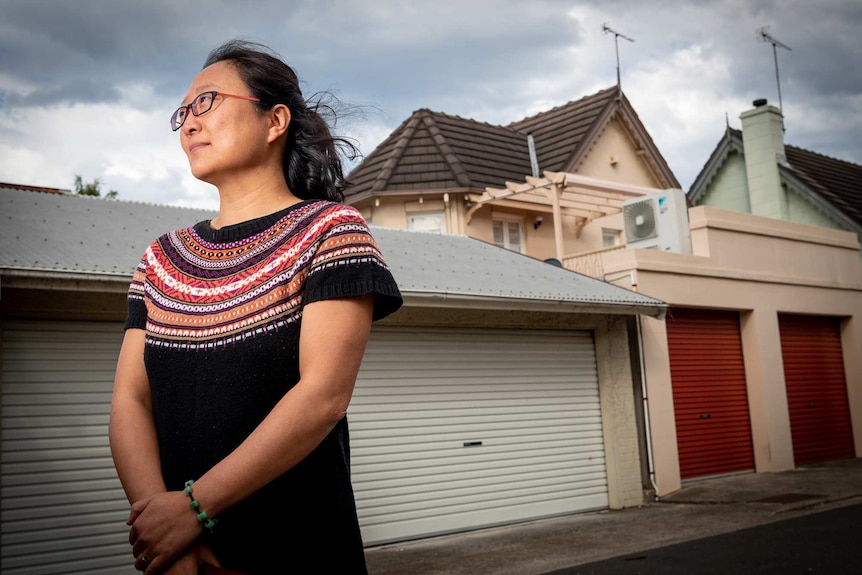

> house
[346,89,862,499]
[0,184,664,573]
[689,98,862,265]
[345,86,679,261]
[563,100,862,496]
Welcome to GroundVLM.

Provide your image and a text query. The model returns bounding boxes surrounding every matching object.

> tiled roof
[345,86,677,198]
[0,186,665,316]
[784,146,862,228]
[507,86,617,174]
[347,109,533,196]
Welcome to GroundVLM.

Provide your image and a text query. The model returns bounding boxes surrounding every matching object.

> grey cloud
[3,79,121,108]
[0,0,859,199]
[0,0,213,106]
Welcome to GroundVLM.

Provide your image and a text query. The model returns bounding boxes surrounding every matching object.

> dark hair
[203,40,357,202]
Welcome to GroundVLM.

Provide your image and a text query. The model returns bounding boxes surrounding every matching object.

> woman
[109,40,402,575]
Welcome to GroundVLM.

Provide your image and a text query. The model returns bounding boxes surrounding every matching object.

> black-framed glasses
[171,91,261,131]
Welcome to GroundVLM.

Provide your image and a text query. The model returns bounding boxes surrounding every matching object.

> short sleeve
[303,206,402,321]
[124,252,149,331]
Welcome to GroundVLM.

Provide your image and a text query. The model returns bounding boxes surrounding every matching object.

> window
[602,228,621,248]
[493,218,524,253]
[408,212,447,234]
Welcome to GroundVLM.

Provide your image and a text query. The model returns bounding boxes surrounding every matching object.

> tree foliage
[74,175,118,199]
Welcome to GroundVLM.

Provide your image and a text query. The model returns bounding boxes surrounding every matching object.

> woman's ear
[267,104,291,144]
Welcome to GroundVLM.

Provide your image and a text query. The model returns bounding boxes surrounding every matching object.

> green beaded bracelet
[183,479,217,534]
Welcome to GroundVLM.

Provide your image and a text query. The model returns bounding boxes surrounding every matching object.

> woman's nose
[182,112,200,134]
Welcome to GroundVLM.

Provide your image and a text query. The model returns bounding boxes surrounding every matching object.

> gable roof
[689,129,862,232]
[345,86,678,200]
[346,109,533,197]
[0,186,665,317]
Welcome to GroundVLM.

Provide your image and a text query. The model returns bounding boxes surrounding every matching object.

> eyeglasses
[171,91,261,131]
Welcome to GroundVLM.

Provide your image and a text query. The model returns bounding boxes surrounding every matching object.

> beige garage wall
[595,206,862,496]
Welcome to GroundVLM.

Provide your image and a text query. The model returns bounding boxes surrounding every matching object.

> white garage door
[1,320,134,575]
[2,321,609,563]
[350,327,608,545]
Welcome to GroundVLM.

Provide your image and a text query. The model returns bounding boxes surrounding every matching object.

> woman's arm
[109,328,166,503]
[128,294,375,574]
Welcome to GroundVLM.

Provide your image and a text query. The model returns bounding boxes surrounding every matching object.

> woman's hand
[128,491,204,574]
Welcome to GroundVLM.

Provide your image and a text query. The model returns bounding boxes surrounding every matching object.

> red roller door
[779,314,855,465]
[667,308,754,479]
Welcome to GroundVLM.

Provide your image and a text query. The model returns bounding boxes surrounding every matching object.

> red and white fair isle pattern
[129,203,387,350]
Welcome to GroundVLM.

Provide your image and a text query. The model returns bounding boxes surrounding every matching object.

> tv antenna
[757,26,791,130]
[602,23,634,90]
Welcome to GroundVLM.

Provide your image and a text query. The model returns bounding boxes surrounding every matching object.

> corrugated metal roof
[1,185,216,276]
[1,185,664,315]
[373,227,664,312]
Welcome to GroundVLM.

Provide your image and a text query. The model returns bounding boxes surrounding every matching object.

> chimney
[740,99,788,220]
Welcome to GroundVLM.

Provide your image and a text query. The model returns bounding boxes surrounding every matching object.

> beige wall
[577,119,662,187]
[589,206,862,496]
[594,315,647,508]
[369,199,409,229]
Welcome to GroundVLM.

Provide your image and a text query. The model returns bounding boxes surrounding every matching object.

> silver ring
[141,555,149,563]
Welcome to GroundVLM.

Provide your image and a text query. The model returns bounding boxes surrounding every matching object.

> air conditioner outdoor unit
[622,189,692,254]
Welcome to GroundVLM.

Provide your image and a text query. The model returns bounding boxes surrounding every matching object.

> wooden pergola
[467,170,662,261]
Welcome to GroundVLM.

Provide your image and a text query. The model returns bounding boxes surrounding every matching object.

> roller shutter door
[349,327,608,544]
[1,320,134,575]
[666,309,754,480]
[778,314,855,465]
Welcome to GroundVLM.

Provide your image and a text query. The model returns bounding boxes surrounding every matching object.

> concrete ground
[546,503,862,574]
[364,458,862,575]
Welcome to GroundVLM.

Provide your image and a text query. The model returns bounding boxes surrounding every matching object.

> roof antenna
[602,23,634,91]
[757,26,791,132]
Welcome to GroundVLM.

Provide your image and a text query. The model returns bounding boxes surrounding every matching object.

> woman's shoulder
[301,201,371,237]
[307,200,366,223]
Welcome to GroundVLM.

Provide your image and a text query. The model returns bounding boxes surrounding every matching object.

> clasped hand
[128,491,209,574]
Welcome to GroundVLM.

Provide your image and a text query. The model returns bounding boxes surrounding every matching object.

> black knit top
[124,200,402,573]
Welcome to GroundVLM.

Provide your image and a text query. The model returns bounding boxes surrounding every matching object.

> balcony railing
[562,245,628,279]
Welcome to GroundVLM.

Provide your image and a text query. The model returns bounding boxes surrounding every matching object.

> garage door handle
[808,403,816,408]
[463,441,483,447]
[700,413,711,419]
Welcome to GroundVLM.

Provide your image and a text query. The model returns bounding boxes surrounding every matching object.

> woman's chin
[190,166,218,186]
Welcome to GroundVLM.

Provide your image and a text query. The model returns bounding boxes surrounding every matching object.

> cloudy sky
[1,0,860,210]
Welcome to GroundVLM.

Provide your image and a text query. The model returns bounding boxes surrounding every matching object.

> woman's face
[178,61,272,185]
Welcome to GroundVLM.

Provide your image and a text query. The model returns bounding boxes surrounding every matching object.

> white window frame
[492,214,525,254]
[407,211,447,234]
[602,228,622,247]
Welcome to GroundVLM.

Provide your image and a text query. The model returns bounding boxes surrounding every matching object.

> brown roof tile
[344,85,677,199]
[785,146,862,228]
[508,87,618,171]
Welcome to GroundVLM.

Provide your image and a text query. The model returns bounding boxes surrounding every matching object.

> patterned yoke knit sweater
[124,200,402,574]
